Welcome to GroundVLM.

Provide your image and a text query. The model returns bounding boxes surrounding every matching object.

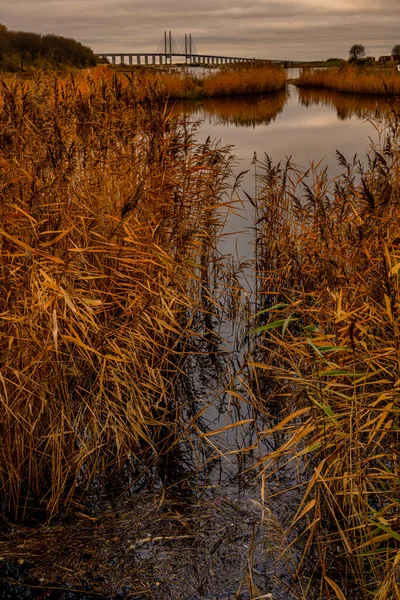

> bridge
[96,31,282,66]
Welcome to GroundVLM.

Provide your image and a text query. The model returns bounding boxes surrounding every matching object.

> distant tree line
[0,23,97,71]
[349,43,400,64]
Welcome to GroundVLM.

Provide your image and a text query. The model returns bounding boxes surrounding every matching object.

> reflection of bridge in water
[96,31,284,66]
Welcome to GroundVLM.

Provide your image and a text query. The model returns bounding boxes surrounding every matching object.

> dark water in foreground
[2,87,395,600]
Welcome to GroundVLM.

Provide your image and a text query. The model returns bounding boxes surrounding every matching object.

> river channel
[166,85,395,599]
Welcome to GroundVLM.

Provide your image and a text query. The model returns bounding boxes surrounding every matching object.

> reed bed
[252,112,400,598]
[0,71,233,516]
[298,64,400,96]
[133,67,203,99]
[130,63,286,100]
[0,64,286,101]
[202,63,286,97]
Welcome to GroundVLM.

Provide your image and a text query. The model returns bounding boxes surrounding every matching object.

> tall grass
[252,112,400,598]
[298,63,400,96]
[0,71,232,516]
[203,63,286,97]
[128,63,286,100]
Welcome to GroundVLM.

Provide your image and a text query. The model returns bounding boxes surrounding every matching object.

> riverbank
[0,63,287,100]
[134,62,286,99]
[297,63,400,95]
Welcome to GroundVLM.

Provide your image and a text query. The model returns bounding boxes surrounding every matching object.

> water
[172,85,391,186]
[169,86,394,476]
[171,85,394,264]
[166,86,395,597]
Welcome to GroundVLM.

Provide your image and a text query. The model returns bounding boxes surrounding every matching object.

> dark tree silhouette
[349,44,366,63]
[392,44,400,56]
[0,24,97,70]
[0,23,9,62]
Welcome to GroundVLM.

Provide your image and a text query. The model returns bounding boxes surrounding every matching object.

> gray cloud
[0,0,399,60]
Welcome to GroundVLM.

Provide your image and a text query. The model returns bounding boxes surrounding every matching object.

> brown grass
[251,112,400,598]
[0,64,287,102]
[0,70,232,516]
[298,63,400,96]
[202,63,286,97]
[112,63,286,100]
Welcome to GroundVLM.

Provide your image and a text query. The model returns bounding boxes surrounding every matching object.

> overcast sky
[1,0,400,61]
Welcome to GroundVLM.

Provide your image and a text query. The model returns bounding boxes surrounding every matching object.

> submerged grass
[298,63,400,96]
[0,70,233,516]
[252,110,400,598]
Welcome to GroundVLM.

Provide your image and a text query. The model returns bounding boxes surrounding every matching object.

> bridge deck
[95,52,281,64]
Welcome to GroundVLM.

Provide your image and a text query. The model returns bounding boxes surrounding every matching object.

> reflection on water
[171,91,287,128]
[171,86,397,131]
[298,86,397,120]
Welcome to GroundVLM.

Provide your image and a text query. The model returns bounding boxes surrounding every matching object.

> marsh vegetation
[133,62,287,99]
[252,120,400,598]
[0,68,399,600]
[298,63,400,96]
[0,69,234,516]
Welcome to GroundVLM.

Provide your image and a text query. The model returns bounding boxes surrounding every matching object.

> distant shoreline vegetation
[133,63,287,99]
[297,63,400,96]
[0,23,96,71]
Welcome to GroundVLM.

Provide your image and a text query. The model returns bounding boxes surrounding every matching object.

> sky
[1,0,400,61]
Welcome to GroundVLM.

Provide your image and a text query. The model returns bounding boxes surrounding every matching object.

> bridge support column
[137,56,141,65]
[152,55,156,64]
[145,55,148,65]
[129,56,132,65]
[112,56,116,65]
[159,55,163,64]
[120,55,124,64]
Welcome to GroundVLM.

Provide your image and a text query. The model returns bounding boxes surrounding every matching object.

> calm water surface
[171,85,393,262]
[172,85,392,176]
